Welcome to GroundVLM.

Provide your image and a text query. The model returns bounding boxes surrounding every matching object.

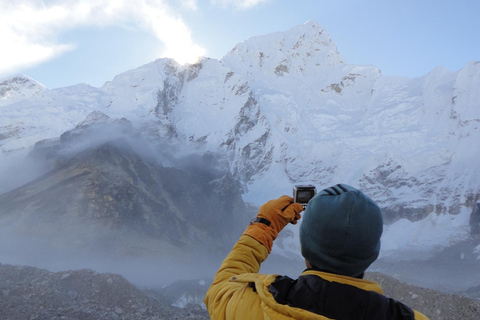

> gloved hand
[243,196,304,252]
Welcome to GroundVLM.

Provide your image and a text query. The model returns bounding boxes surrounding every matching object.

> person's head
[299,184,383,278]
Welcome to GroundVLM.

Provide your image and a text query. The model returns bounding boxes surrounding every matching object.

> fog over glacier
[1,21,479,302]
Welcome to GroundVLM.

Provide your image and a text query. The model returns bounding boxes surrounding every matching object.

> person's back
[204,184,430,319]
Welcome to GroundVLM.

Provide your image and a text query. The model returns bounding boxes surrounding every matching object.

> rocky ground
[1,262,478,320]
[365,272,479,320]
[0,263,209,320]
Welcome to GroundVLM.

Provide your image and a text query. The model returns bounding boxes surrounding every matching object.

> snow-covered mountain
[0,74,47,107]
[1,21,479,276]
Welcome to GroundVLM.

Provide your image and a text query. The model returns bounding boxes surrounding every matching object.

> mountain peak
[0,74,47,107]
[222,20,344,77]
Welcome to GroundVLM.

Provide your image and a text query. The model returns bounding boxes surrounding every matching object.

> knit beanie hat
[300,184,383,278]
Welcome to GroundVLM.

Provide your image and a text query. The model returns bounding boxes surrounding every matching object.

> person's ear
[305,259,312,268]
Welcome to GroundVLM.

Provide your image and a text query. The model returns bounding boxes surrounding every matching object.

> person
[204,183,430,319]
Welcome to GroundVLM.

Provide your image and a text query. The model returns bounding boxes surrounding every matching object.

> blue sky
[1,0,479,89]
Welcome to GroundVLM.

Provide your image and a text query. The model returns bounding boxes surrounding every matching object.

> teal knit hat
[300,184,383,278]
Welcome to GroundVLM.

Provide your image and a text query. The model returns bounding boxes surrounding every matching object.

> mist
[0,219,225,287]
[0,117,249,290]
[0,150,52,195]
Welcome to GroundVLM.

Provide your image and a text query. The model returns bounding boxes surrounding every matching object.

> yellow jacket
[204,235,430,320]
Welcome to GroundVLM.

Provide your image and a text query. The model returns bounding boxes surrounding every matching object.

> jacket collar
[230,270,383,295]
[301,269,384,294]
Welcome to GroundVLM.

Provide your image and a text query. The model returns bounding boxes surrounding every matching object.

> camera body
[293,185,317,206]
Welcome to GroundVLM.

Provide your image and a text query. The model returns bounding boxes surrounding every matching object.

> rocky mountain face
[0,114,250,282]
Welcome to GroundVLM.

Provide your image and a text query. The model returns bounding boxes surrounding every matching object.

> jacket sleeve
[414,310,431,320]
[203,234,269,319]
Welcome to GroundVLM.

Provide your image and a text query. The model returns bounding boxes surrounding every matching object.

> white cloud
[0,0,205,77]
[0,2,71,75]
[179,0,198,10]
[135,0,206,64]
[210,0,272,10]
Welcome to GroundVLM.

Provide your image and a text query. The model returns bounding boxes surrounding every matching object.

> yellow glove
[243,196,304,252]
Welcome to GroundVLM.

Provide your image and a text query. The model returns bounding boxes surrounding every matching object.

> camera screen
[297,190,315,203]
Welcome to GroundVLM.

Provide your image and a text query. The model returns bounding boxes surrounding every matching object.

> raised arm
[204,196,303,319]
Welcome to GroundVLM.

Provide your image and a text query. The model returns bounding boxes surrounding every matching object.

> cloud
[0,1,75,75]
[210,0,272,10]
[179,0,198,10]
[0,0,271,78]
[135,1,206,65]
[0,0,205,77]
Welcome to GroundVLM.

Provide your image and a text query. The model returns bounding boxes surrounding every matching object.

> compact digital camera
[293,185,317,206]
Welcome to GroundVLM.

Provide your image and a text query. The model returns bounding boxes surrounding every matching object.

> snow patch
[172,293,206,309]
[474,244,480,260]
